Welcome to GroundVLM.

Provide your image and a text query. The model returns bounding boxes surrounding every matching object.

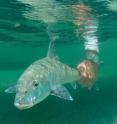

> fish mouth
[14,94,36,110]
[14,102,34,110]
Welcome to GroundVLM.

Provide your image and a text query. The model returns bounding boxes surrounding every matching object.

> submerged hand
[77,60,97,89]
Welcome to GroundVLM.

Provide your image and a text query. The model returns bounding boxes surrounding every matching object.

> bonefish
[5,40,80,110]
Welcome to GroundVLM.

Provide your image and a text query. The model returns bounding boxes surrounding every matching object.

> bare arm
[72,3,99,89]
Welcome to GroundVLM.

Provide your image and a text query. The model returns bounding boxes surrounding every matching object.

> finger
[80,77,91,87]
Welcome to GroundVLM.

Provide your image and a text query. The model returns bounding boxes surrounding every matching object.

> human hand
[77,60,97,90]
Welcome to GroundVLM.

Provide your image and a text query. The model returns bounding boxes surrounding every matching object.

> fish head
[14,69,50,110]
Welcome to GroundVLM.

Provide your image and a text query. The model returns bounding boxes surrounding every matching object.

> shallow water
[0,0,117,124]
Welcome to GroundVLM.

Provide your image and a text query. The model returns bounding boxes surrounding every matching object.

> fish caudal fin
[51,85,73,101]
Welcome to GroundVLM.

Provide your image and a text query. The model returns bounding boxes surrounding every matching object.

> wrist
[86,50,99,65]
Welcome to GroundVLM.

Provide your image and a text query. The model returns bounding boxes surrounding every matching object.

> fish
[5,27,80,110]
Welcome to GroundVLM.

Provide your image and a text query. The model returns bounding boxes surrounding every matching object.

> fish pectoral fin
[51,85,73,101]
[5,84,17,93]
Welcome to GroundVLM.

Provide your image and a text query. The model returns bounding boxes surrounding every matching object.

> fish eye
[33,80,38,87]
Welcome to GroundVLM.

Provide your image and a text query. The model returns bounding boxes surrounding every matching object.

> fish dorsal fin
[47,37,56,58]
[51,85,73,101]
[5,84,17,93]
[46,25,59,59]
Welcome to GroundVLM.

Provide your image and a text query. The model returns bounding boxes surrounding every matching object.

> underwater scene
[0,0,117,124]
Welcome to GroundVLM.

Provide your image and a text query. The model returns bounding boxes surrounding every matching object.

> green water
[0,0,117,124]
